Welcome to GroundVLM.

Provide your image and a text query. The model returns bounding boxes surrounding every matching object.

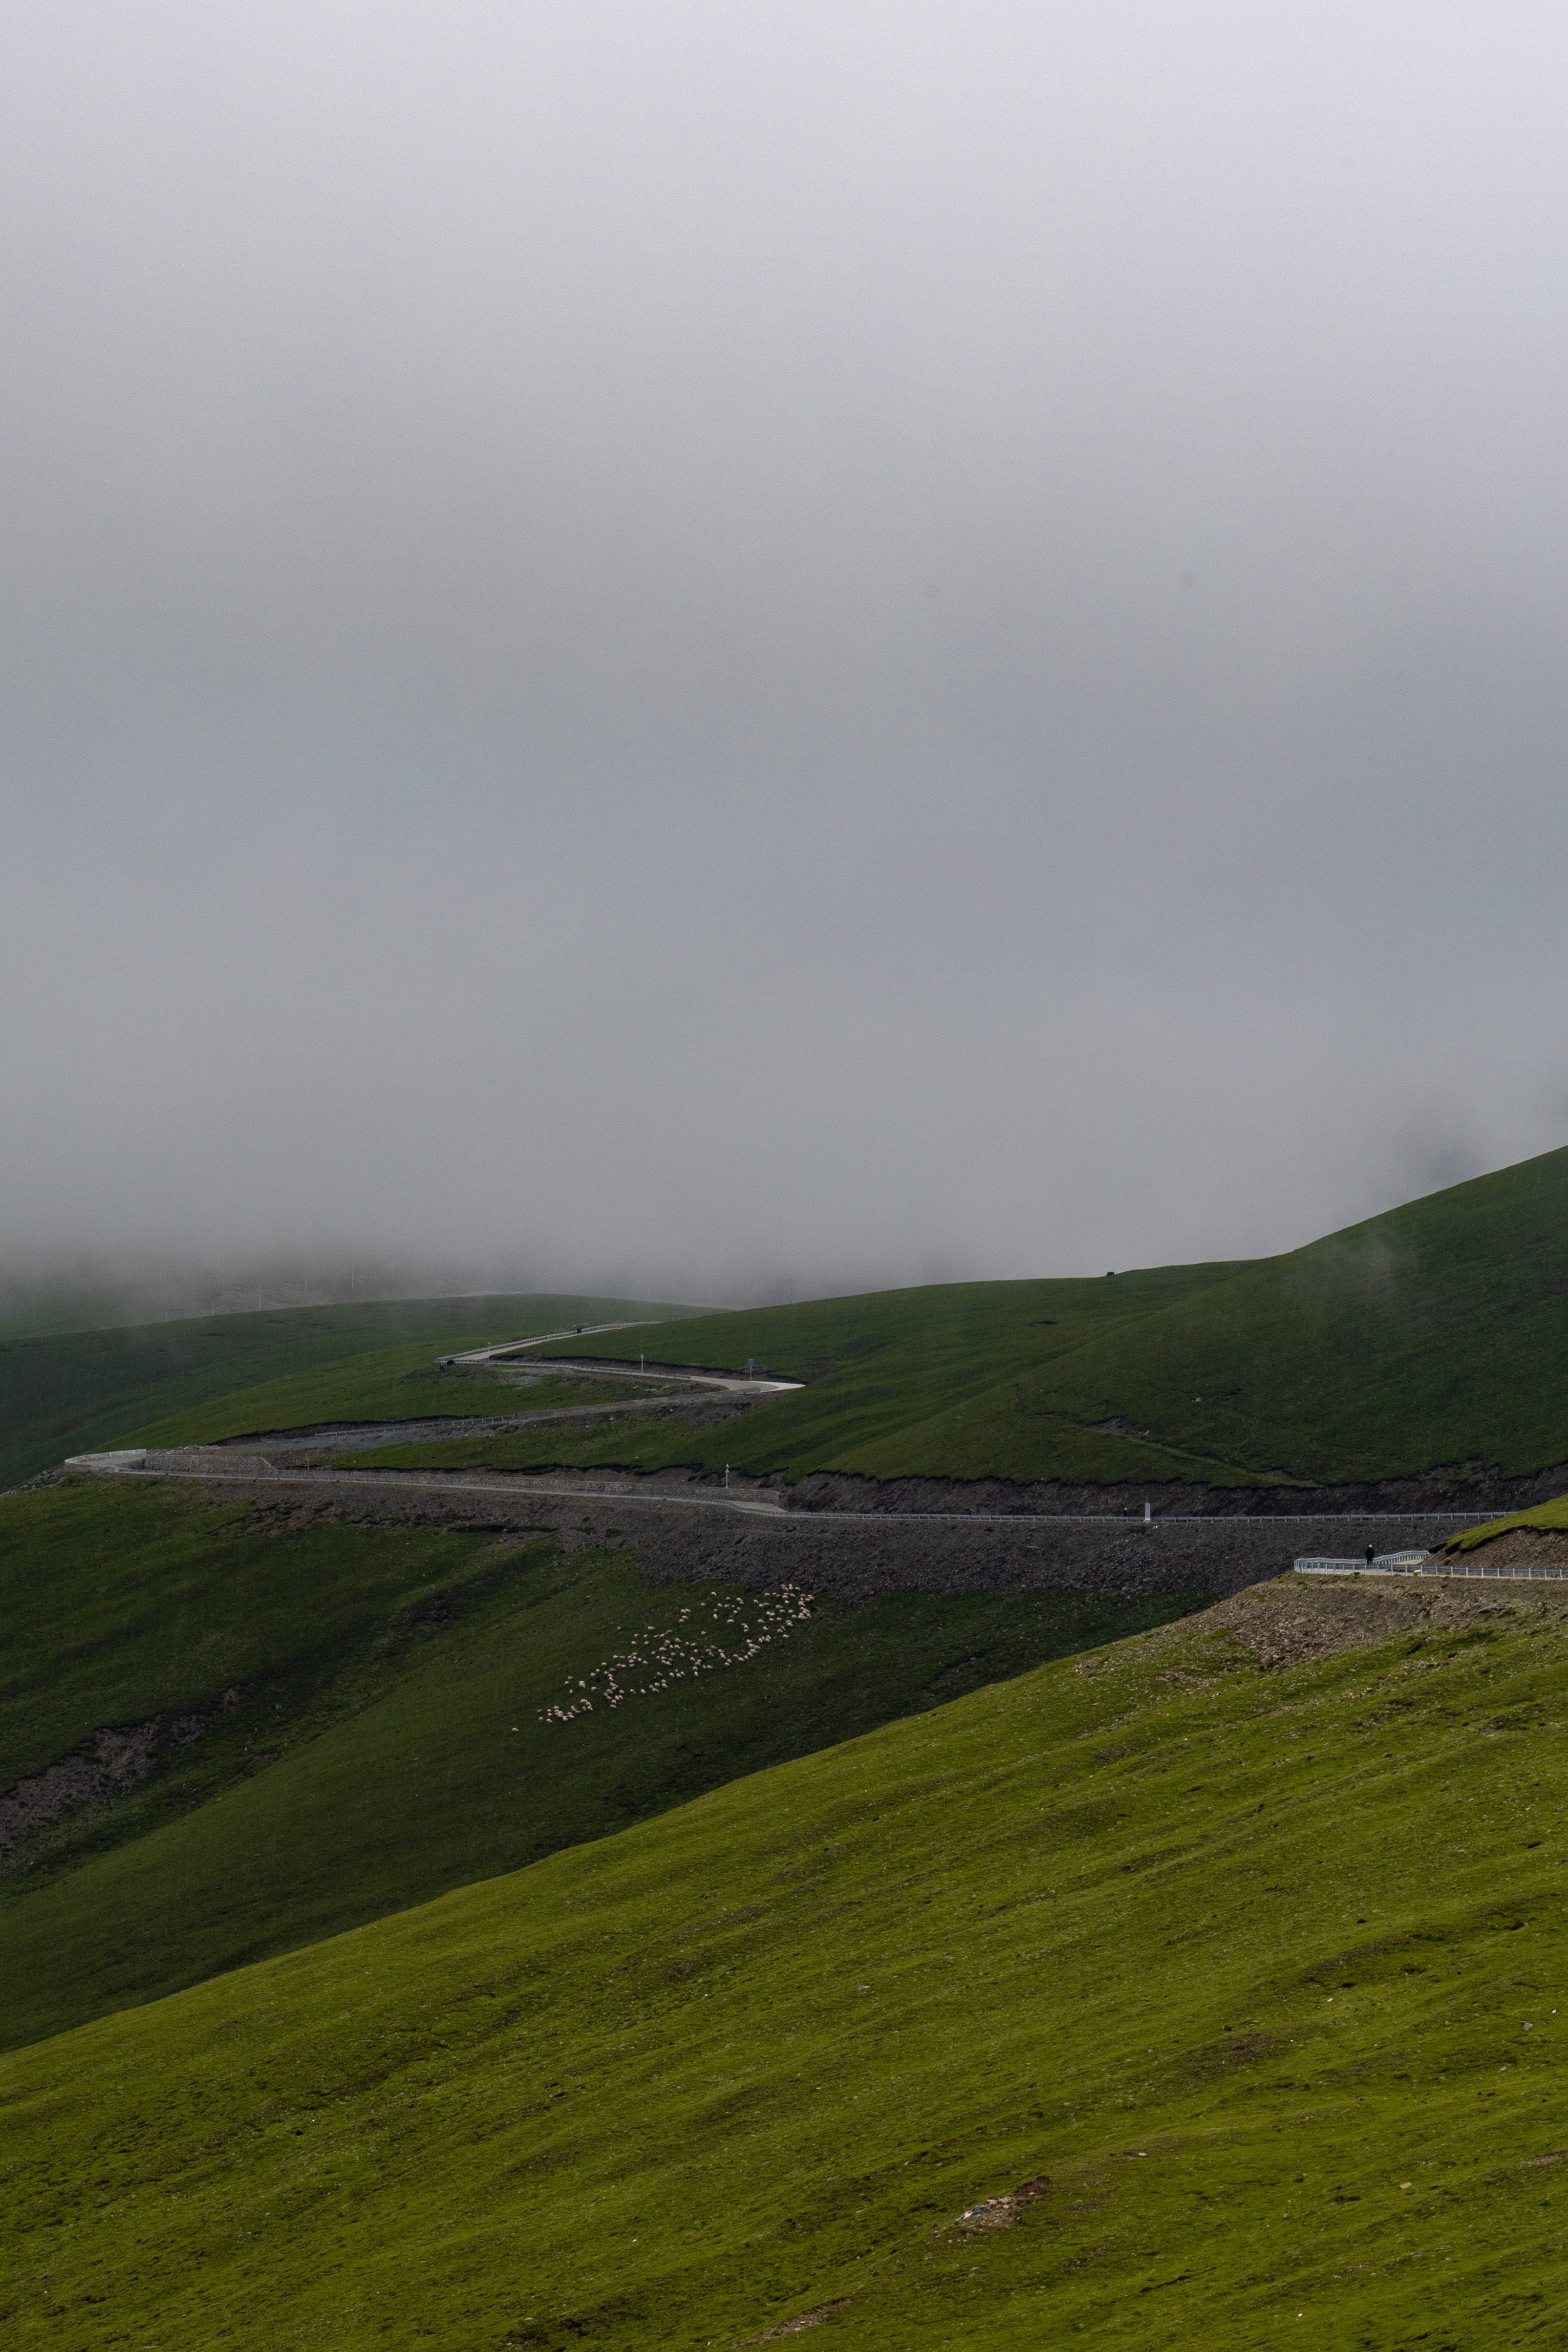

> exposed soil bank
[1198,1573,1568,1668]
[619,1509,1403,1606]
[1449,1525,1568,1568]
[0,1687,242,1867]
[785,1463,1568,1519]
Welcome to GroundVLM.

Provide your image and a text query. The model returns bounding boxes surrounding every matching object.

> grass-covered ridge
[7,1576,1568,2348]
[0,1291,692,1487]
[340,1411,707,1473]
[0,1477,1185,2050]
[83,1148,1568,1495]
[1445,1493,1568,1554]
[527,1145,1568,1487]
[125,1354,664,1452]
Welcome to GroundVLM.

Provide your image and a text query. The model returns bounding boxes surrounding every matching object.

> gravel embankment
[117,1459,1455,1604]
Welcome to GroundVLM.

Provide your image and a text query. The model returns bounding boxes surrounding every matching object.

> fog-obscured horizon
[5,3,1566,1309]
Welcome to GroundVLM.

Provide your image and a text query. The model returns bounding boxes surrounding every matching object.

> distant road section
[62,1448,1504,1530]
[443,1323,802,1394]
[441,1320,647,1364]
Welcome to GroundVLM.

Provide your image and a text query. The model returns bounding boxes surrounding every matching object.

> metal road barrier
[1295,1550,1428,1571]
[1296,1554,1568,1582]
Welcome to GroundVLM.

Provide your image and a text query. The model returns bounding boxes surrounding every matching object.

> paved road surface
[61,1449,1508,1532]
[442,1321,801,1394]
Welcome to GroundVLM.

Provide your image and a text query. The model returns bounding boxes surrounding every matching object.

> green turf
[0,1279,174,1342]
[6,1578,1568,2347]
[340,1405,699,1472]
[0,1477,1189,2051]
[344,1268,1246,1480]
[521,1145,1568,1488]
[123,1356,664,1451]
[1445,1492,1568,1554]
[0,1292,691,1487]
[100,1150,1568,1496]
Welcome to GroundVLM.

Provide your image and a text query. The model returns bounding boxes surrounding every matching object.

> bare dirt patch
[1452,1527,1568,1569]
[0,1688,243,1867]
[739,2302,850,2342]
[1194,1577,1568,1670]
[948,2173,1053,2234]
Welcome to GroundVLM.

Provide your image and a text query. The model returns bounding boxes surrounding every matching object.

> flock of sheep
[538,1583,816,1723]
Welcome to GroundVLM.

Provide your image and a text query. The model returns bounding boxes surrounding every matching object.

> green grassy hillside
[350,1265,1248,1483]
[0,1277,180,1343]
[120,1349,662,1452]
[0,1292,689,1488]
[514,1145,1568,1488]
[6,1575,1568,2349]
[89,1149,1568,1495]
[0,1478,1185,2051]
[1447,1493,1568,1554]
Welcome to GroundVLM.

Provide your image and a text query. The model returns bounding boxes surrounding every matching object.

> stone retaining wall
[143,1469,1441,1605]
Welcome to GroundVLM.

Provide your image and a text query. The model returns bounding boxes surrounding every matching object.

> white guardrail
[53,1457,1564,1579]
[1296,1551,1428,1571]
[1296,1551,1568,1582]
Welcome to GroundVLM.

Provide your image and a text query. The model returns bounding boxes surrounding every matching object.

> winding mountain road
[441,1321,801,1394]
[56,1327,1517,1543]
[62,1446,1504,1533]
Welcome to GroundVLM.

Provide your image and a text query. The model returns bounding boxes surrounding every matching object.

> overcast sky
[3,2,1566,1304]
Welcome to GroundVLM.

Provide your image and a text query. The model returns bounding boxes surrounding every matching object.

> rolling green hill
[118,1347,660,1452]
[32,1148,1568,1497]
[6,1573,1568,2349]
[0,1292,692,1489]
[0,1477,1186,2051]
[500,1146,1568,1489]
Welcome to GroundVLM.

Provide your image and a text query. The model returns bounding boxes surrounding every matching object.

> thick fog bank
[4,3,1566,1289]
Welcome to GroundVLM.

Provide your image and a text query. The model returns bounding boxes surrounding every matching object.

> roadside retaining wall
[615,1507,1439,1604]
[787,1465,1568,1520]
[150,1471,1443,1604]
